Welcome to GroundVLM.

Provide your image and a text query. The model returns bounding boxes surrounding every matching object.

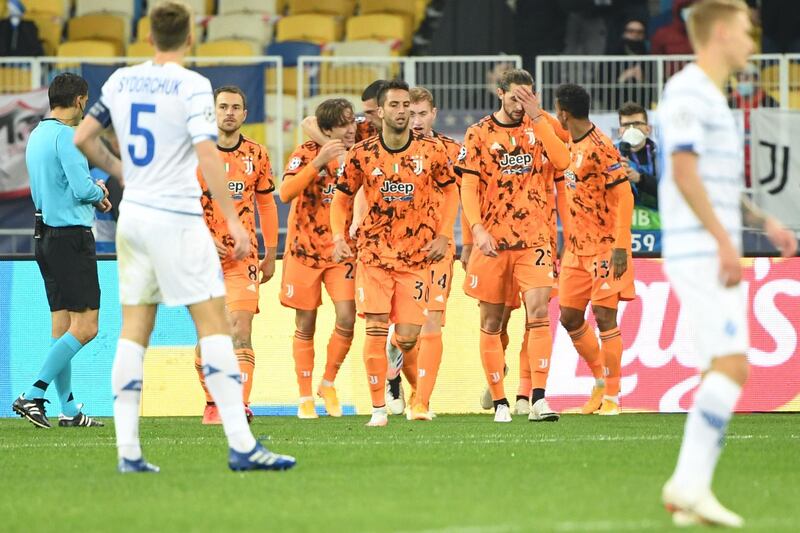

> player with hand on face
[194,85,278,425]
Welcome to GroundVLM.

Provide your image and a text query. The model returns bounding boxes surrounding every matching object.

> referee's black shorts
[34,225,100,312]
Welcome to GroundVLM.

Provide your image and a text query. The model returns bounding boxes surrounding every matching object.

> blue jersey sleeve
[58,127,104,204]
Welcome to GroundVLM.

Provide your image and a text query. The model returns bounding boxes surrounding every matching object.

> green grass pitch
[1,414,797,532]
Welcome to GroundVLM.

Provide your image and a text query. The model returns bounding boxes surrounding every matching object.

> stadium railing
[534,53,795,112]
[295,55,523,142]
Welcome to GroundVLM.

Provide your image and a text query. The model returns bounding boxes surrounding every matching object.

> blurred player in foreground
[658,0,796,526]
[74,0,295,473]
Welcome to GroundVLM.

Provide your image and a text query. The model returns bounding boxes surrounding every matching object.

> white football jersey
[657,63,744,261]
[90,61,217,215]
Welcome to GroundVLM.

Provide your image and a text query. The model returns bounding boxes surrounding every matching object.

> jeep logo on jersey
[242,156,254,175]
[499,153,533,167]
[321,183,336,203]
[380,180,415,202]
[228,180,245,199]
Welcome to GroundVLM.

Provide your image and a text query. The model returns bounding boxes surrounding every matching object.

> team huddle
[195,70,636,427]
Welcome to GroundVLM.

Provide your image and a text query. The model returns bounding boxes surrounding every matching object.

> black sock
[388,376,401,397]
[515,394,528,402]
[531,388,545,404]
[493,398,509,410]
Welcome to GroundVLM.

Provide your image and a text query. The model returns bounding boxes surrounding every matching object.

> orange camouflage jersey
[197,134,275,267]
[284,141,354,268]
[338,132,455,270]
[562,125,629,256]
[456,114,558,250]
[355,116,378,142]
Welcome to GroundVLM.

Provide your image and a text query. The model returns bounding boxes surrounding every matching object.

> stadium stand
[24,13,62,56]
[219,0,281,16]
[127,40,154,58]
[288,0,355,17]
[265,40,321,95]
[276,14,342,44]
[206,14,274,50]
[196,39,257,59]
[345,14,408,52]
[67,14,130,55]
[329,39,394,57]
[56,39,118,65]
[75,0,135,19]
[22,0,65,17]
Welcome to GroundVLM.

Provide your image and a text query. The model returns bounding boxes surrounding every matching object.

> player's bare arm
[74,115,124,184]
[741,195,798,257]
[672,151,741,286]
[300,116,327,146]
[611,180,634,279]
[330,190,354,262]
[195,140,249,261]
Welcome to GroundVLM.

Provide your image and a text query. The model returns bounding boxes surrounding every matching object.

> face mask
[623,38,647,55]
[681,7,691,22]
[621,126,646,148]
[737,81,755,97]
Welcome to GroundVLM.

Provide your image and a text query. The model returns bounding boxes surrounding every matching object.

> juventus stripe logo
[469,275,478,289]
[286,284,294,298]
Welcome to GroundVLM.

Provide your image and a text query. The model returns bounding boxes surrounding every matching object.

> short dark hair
[497,69,534,91]
[618,101,648,122]
[316,98,354,131]
[361,79,388,102]
[150,1,191,52]
[555,83,591,119]
[48,73,88,110]
[376,79,409,106]
[214,85,247,109]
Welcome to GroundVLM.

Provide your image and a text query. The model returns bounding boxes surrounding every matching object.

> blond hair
[149,1,192,52]
[409,86,435,108]
[687,0,749,49]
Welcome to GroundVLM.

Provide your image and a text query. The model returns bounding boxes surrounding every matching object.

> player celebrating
[554,83,635,417]
[658,0,796,526]
[194,85,278,425]
[458,69,569,423]
[279,98,357,419]
[74,1,294,472]
[301,79,386,144]
[329,79,458,427]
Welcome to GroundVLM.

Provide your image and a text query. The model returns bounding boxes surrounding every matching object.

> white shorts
[116,201,226,307]
[664,255,749,371]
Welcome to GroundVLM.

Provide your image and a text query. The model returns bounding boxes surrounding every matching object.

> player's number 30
[129,103,156,167]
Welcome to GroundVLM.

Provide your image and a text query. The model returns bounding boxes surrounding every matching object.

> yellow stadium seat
[56,40,118,67]
[0,2,5,17]
[276,14,341,44]
[137,16,150,43]
[303,92,361,117]
[25,13,63,56]
[239,123,268,146]
[329,39,393,56]
[194,39,258,65]
[266,66,300,95]
[75,0,135,18]
[207,14,273,48]
[219,0,280,15]
[127,40,154,58]
[68,14,129,55]
[288,0,354,17]
[24,0,65,17]
[319,63,391,95]
[0,67,33,93]
[359,0,415,18]
[346,14,407,49]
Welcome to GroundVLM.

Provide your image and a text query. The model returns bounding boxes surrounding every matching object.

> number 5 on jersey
[129,103,155,166]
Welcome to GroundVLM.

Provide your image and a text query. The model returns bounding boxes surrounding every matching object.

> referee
[11,73,114,428]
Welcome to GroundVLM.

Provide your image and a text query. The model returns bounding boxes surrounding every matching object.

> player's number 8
[129,103,156,167]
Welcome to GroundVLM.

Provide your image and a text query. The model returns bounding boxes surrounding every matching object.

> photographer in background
[617,101,658,210]
[616,101,660,253]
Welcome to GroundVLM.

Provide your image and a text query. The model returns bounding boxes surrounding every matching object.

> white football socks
[112,338,146,461]
[671,371,742,497]
[199,335,257,453]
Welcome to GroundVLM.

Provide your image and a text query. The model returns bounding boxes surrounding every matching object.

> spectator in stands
[651,0,696,55]
[0,0,44,56]
[616,101,658,209]
[728,62,778,187]
[606,17,656,110]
